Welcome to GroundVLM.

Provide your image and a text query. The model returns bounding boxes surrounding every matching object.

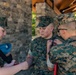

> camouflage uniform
[30,16,55,75]
[49,36,76,75]
[30,37,54,75]
[49,12,76,75]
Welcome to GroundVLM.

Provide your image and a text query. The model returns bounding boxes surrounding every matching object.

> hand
[4,60,16,67]
[20,61,29,70]
[54,39,62,44]
[47,40,52,53]
[47,40,52,47]
[48,67,53,71]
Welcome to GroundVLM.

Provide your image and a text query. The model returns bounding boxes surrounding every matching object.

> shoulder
[50,43,65,54]
[32,37,45,43]
[50,41,76,54]
[33,37,42,41]
[53,35,64,42]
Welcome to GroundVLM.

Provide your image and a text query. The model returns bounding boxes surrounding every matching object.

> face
[39,24,54,39]
[0,27,6,40]
[57,25,68,40]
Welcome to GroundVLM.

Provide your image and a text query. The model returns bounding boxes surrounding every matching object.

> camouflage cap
[0,17,7,28]
[37,16,54,27]
[57,12,76,25]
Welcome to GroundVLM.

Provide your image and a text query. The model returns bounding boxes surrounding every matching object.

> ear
[62,30,66,34]
[51,25,54,32]
[4,31,6,35]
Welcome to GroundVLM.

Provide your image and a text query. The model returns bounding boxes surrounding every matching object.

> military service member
[26,16,63,75]
[49,13,76,75]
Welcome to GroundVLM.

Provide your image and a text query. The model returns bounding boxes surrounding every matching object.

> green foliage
[32,24,36,36]
[32,18,36,24]
[32,12,36,36]
[74,12,76,20]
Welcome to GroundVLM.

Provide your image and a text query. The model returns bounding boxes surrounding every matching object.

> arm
[47,40,54,71]
[0,61,28,75]
[26,50,33,67]
[54,39,62,45]
[26,39,39,68]
[25,39,36,67]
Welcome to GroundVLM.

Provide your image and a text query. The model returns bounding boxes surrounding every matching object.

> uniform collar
[45,36,55,40]
[65,36,76,43]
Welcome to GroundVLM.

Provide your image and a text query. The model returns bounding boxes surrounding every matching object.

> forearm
[47,58,54,67]
[0,65,21,75]
[26,55,33,67]
[0,61,28,75]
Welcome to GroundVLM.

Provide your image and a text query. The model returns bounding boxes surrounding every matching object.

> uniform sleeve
[26,40,35,67]
[31,39,38,57]
[27,39,39,66]
[49,44,66,64]
[49,47,57,64]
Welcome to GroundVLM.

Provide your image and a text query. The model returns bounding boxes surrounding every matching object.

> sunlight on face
[39,24,54,39]
[0,27,6,40]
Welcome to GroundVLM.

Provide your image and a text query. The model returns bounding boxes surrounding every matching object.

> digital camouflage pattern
[49,36,76,75]
[56,12,76,25]
[37,16,54,27]
[30,37,54,75]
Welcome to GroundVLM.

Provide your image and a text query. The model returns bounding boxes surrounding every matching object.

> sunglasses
[57,29,67,32]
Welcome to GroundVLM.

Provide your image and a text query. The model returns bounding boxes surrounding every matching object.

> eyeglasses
[57,29,67,32]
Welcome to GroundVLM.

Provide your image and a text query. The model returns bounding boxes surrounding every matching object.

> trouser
[0,50,13,63]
